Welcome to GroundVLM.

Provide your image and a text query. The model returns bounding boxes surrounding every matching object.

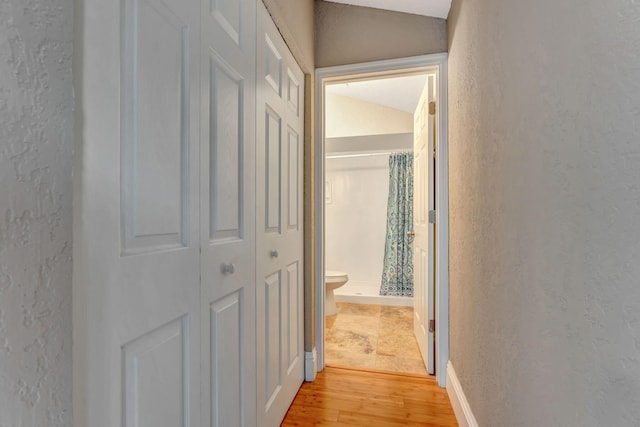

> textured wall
[448,0,640,425]
[315,1,447,68]
[0,0,73,424]
[262,0,314,72]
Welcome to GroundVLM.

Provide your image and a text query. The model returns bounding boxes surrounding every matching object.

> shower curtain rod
[325,150,412,160]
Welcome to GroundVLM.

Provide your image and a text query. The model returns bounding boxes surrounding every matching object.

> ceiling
[323,0,452,19]
[326,74,428,113]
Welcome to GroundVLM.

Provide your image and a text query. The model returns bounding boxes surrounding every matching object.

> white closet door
[255,2,305,425]
[74,0,201,424]
[413,75,436,375]
[200,0,257,426]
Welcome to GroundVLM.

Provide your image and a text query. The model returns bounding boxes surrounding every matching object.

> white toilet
[325,270,349,316]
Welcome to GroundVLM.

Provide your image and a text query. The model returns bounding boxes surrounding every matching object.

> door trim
[313,53,449,387]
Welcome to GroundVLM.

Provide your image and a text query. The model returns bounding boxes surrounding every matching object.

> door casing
[313,53,449,387]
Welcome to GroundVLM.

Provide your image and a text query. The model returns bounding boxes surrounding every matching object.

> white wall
[326,134,413,155]
[325,155,389,290]
[0,0,73,424]
[448,0,640,425]
[324,93,414,295]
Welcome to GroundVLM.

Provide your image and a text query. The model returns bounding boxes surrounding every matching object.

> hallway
[282,366,457,426]
[4,0,640,423]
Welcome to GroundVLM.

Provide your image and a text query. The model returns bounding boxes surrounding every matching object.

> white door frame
[313,53,449,387]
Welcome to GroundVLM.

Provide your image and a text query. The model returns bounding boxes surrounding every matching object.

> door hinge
[429,319,435,333]
[429,101,436,115]
[428,210,436,224]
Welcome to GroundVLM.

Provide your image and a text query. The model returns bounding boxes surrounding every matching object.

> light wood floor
[281,366,458,426]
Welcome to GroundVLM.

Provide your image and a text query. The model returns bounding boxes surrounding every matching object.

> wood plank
[337,410,409,426]
[295,388,406,409]
[281,367,458,427]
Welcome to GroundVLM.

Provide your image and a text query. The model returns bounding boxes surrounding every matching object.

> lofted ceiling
[326,74,429,113]
[322,0,452,19]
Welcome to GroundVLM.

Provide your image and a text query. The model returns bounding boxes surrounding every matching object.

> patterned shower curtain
[380,153,414,297]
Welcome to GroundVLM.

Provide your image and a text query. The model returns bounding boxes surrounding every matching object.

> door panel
[264,36,282,95]
[264,271,282,404]
[287,129,300,230]
[413,75,436,375]
[256,2,305,425]
[286,70,300,115]
[210,292,243,426]
[123,316,189,427]
[121,0,189,253]
[211,0,242,45]
[209,55,243,241]
[265,108,282,232]
[200,0,257,426]
[285,261,301,370]
[74,0,200,423]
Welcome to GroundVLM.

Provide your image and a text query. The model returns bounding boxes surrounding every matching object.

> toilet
[325,270,349,316]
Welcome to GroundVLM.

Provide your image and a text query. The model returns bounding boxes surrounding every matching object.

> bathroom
[323,74,431,375]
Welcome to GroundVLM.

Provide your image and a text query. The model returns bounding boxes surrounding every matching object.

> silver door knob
[406,231,416,237]
[222,263,235,275]
[270,250,279,258]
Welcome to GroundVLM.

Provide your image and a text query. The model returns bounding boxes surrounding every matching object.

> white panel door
[255,2,305,425]
[413,75,436,375]
[200,0,257,426]
[74,0,201,424]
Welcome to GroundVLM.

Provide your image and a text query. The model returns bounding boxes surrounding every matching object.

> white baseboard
[446,361,479,427]
[334,294,413,306]
[304,349,317,381]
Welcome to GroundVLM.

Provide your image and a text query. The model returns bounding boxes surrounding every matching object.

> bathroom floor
[325,302,428,375]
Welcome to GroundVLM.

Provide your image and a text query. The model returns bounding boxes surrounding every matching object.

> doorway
[314,53,450,387]
[323,74,427,375]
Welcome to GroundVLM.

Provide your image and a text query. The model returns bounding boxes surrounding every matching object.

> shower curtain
[380,152,414,297]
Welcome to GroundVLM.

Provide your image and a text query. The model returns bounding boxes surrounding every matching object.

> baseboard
[446,361,479,427]
[304,349,317,381]
[334,294,413,306]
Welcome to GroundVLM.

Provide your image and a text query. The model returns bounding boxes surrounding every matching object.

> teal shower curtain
[380,153,414,297]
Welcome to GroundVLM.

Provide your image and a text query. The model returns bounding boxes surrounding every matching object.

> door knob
[270,250,279,258]
[222,263,235,275]
[406,231,416,237]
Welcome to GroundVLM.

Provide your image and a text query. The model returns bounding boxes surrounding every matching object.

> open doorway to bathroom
[314,54,450,386]
[323,74,427,375]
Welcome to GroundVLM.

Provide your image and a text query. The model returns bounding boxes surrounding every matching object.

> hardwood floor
[281,366,458,426]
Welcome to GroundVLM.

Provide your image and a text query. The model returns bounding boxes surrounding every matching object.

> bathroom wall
[448,0,640,424]
[325,154,389,293]
[327,134,413,154]
[0,0,73,424]
[325,91,413,298]
[326,93,413,138]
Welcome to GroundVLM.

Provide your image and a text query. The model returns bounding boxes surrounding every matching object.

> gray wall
[448,0,640,425]
[0,0,73,424]
[262,0,314,72]
[315,1,447,68]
